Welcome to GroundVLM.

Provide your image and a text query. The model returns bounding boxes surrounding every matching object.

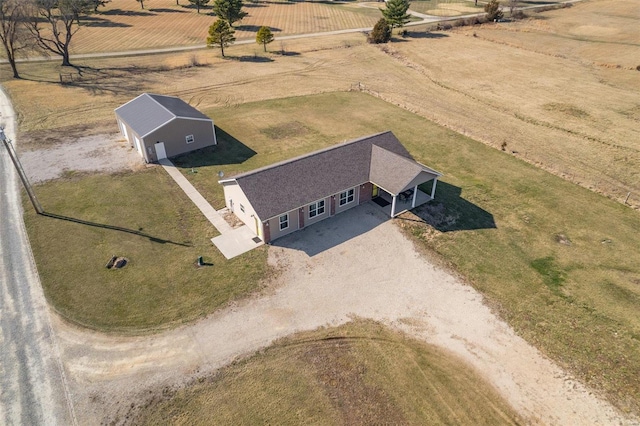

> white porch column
[391,195,397,217]
[411,185,418,208]
[430,177,438,199]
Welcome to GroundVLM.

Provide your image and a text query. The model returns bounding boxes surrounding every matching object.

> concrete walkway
[158,159,263,259]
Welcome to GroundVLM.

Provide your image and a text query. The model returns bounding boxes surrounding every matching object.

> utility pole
[0,127,43,214]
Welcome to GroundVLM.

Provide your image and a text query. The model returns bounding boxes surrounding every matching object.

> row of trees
[370,0,509,44]
[206,0,274,57]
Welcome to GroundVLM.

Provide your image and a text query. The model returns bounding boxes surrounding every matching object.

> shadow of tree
[235,24,282,32]
[40,212,192,246]
[81,16,133,27]
[399,181,496,232]
[406,31,449,39]
[49,64,195,95]
[234,55,274,62]
[149,8,189,13]
[172,126,257,168]
[102,8,154,16]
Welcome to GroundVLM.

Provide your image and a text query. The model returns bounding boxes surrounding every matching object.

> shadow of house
[272,203,387,257]
[171,127,257,168]
[403,181,496,232]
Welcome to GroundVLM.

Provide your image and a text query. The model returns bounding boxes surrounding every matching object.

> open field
[69,0,381,54]
[130,320,520,424]
[3,0,639,208]
[24,167,269,332]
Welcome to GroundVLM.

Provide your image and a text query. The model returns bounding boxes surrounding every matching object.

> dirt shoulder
[52,204,636,425]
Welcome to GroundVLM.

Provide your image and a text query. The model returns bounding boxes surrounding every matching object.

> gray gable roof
[223,131,440,220]
[114,93,211,138]
[370,145,439,194]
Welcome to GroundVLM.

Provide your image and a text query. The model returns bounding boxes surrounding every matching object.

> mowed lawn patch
[175,91,640,413]
[24,168,268,333]
[130,320,521,425]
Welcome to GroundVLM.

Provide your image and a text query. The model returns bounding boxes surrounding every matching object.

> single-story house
[114,93,217,163]
[219,131,441,243]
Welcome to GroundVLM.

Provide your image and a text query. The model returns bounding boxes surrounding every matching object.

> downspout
[411,185,418,208]
[431,177,438,199]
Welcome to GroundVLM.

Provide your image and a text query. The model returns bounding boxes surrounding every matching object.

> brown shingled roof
[221,131,440,220]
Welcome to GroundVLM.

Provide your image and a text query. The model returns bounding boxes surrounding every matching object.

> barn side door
[155,142,167,160]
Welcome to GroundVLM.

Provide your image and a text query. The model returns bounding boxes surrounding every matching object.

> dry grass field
[4,0,638,207]
[130,321,521,425]
[70,0,381,53]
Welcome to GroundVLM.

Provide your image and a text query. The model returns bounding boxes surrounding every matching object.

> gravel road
[0,87,76,425]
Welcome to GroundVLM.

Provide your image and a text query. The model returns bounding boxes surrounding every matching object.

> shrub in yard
[485,0,504,21]
[368,18,392,44]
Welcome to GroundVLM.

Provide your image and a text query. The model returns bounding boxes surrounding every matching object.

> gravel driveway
[53,203,633,425]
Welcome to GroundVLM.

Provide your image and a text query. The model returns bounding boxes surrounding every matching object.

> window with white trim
[279,214,289,230]
[309,200,325,218]
[339,188,355,206]
[186,134,195,144]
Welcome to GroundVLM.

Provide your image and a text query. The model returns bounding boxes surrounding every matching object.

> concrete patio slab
[212,225,264,259]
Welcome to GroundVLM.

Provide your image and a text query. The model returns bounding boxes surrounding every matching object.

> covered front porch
[372,178,438,217]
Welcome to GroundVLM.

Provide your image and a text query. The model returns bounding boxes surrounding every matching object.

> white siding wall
[222,182,264,239]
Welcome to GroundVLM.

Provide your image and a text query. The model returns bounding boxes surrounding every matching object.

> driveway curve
[55,204,635,425]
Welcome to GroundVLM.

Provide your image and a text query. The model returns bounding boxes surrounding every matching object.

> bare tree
[0,0,29,78]
[26,0,89,67]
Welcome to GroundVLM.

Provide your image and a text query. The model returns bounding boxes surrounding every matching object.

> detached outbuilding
[115,93,217,163]
[219,131,441,243]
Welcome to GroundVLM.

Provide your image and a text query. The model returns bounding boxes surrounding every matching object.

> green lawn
[131,320,521,425]
[175,91,640,413]
[25,168,268,333]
